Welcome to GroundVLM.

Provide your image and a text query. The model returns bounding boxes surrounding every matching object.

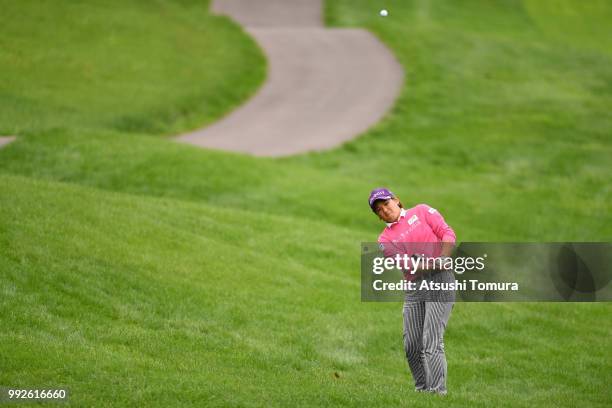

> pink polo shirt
[377,204,456,280]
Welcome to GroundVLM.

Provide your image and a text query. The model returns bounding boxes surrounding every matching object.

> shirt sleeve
[421,204,456,243]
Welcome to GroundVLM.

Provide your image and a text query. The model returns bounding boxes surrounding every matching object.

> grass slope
[0,1,610,239]
[0,0,265,135]
[1,174,610,407]
[0,0,611,406]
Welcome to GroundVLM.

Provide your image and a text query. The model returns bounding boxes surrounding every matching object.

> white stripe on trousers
[402,272,455,393]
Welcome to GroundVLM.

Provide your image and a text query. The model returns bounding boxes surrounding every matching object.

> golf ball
[380,9,388,17]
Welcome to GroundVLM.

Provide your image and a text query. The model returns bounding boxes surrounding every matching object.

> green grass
[0,0,265,135]
[2,174,610,407]
[0,0,611,406]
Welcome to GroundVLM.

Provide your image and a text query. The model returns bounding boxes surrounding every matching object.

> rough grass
[0,0,265,135]
[2,174,610,407]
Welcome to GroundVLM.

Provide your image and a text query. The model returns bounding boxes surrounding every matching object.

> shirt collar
[386,208,407,228]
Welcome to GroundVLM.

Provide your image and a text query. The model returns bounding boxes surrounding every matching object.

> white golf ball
[380,9,388,17]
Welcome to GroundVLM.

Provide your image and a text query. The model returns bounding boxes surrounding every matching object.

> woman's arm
[419,204,456,271]
[421,204,456,244]
[440,240,455,257]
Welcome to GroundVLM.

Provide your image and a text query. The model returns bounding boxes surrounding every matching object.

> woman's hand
[412,255,453,275]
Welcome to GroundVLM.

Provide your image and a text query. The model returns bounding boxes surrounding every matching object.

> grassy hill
[0,0,610,406]
[0,0,265,135]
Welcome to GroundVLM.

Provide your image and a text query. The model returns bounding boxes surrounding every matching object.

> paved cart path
[0,136,15,149]
[177,0,403,157]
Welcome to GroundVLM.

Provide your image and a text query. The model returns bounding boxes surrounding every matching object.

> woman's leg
[402,300,427,391]
[422,300,454,394]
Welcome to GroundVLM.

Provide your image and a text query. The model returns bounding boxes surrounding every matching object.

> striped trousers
[402,270,455,394]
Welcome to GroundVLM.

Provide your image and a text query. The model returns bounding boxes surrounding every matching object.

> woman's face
[374,198,402,223]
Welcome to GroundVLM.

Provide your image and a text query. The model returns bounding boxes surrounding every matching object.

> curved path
[177,0,403,157]
[0,136,15,149]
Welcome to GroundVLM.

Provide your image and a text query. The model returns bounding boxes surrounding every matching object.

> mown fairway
[1,0,610,406]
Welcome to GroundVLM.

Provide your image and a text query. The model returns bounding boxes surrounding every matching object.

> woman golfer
[368,188,456,395]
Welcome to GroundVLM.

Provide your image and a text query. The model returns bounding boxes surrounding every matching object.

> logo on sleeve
[428,207,437,214]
